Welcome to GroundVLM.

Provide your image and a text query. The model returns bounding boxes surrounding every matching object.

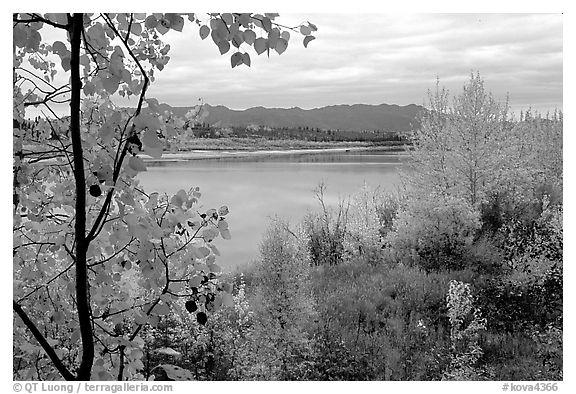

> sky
[16,11,563,118]
[140,13,563,115]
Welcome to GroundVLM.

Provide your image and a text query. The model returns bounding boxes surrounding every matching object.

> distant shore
[141,145,406,164]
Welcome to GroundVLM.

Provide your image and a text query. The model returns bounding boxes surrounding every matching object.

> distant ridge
[161,103,424,132]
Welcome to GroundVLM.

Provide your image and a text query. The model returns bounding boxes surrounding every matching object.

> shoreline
[140,145,407,163]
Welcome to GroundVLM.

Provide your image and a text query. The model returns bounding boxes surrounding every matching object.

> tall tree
[251,219,316,379]
[406,73,511,207]
[13,12,317,381]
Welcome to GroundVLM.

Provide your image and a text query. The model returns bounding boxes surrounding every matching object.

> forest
[12,13,562,381]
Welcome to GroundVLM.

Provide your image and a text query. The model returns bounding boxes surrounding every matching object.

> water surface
[138,151,404,270]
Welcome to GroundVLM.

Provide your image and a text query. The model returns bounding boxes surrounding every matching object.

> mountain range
[161,103,425,132]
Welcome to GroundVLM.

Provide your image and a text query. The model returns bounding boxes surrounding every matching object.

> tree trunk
[68,12,95,380]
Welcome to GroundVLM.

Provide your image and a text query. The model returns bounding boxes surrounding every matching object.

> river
[137,150,404,270]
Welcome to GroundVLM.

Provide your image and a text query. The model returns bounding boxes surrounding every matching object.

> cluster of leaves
[195,13,317,67]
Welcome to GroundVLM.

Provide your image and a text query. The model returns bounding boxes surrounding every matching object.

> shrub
[442,281,489,380]
[386,194,481,271]
[303,184,349,266]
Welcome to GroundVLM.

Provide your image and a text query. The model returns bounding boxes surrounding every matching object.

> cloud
[24,13,560,116]
[145,13,561,114]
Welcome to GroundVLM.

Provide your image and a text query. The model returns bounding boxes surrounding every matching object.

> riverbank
[165,137,385,151]
[141,145,406,163]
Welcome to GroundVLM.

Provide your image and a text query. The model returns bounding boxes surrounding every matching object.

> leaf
[156,19,170,35]
[131,23,142,36]
[275,38,288,55]
[243,29,256,45]
[212,18,228,41]
[98,124,113,144]
[242,53,251,67]
[229,21,240,38]
[281,31,290,42]
[83,81,96,96]
[221,13,233,25]
[217,40,230,55]
[303,35,316,48]
[254,38,267,55]
[202,227,219,241]
[208,244,220,256]
[128,156,147,172]
[199,25,210,40]
[26,29,41,51]
[51,41,68,56]
[144,146,163,159]
[142,129,162,149]
[102,74,120,95]
[188,275,202,288]
[230,52,243,68]
[308,22,318,31]
[154,303,171,316]
[267,28,280,48]
[44,13,68,25]
[133,114,161,131]
[13,26,28,48]
[156,364,194,381]
[262,17,272,32]
[166,14,184,32]
[300,25,312,36]
[145,15,158,29]
[220,229,232,240]
[231,33,243,48]
[196,246,210,259]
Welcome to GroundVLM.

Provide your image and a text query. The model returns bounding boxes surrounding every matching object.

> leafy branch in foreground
[13,12,316,381]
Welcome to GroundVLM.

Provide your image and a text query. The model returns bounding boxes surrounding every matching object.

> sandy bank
[140,146,399,163]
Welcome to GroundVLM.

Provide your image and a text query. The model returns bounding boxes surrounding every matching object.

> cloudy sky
[143,13,562,115]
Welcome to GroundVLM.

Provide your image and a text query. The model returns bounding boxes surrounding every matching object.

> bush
[386,194,481,271]
[303,184,349,266]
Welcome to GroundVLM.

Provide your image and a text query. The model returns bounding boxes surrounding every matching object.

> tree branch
[86,14,151,243]
[13,301,75,381]
[14,13,69,30]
